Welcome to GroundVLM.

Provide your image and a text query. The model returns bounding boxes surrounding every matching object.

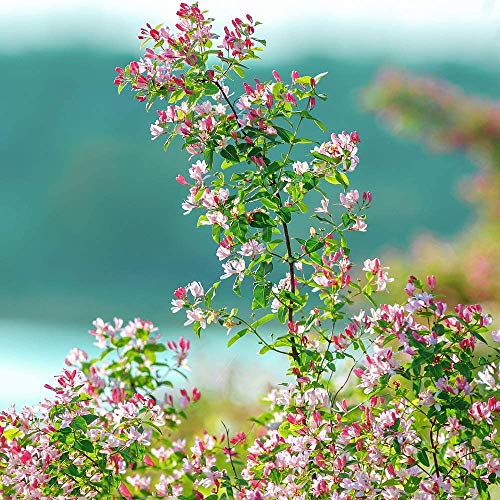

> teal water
[0,320,287,409]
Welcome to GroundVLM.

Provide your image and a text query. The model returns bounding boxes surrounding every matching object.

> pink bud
[175,174,189,186]
[309,97,316,109]
[144,455,155,467]
[350,131,360,143]
[291,70,300,84]
[265,93,273,109]
[272,69,281,82]
[179,336,190,351]
[362,191,372,204]
[251,156,264,167]
[285,92,297,106]
[174,287,187,299]
[129,61,140,75]
[426,275,437,290]
[192,387,201,401]
[405,281,416,296]
[243,82,254,95]
[119,483,133,499]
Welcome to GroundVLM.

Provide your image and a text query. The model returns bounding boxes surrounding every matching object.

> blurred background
[1,1,500,411]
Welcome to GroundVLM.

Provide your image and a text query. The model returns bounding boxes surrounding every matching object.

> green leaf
[274,126,294,144]
[3,427,22,440]
[277,207,292,224]
[228,328,249,347]
[305,238,324,254]
[260,195,279,211]
[204,82,220,95]
[249,212,276,228]
[262,226,272,242]
[81,414,99,426]
[233,66,245,78]
[221,159,238,169]
[251,313,276,330]
[295,75,312,86]
[70,416,88,432]
[220,144,240,163]
[311,151,336,163]
[75,439,94,454]
[417,449,430,467]
[204,148,214,168]
[325,171,349,189]
[252,283,268,310]
[292,137,314,144]
[313,119,327,132]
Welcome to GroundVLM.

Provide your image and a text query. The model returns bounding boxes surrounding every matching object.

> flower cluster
[0,318,201,498]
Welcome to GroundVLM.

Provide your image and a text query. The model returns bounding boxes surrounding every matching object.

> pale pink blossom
[339,189,359,210]
[239,240,265,258]
[221,259,246,281]
[293,161,309,175]
[349,217,367,232]
[150,121,165,140]
[314,198,329,214]
[184,308,206,329]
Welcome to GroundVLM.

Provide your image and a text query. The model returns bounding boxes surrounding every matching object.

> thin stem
[214,80,238,117]
[429,417,441,477]
[221,421,239,480]
[230,313,290,356]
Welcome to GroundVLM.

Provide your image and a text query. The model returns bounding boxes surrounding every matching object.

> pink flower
[184,308,206,328]
[314,198,329,214]
[192,387,201,401]
[362,191,372,204]
[119,482,134,499]
[349,217,367,232]
[427,274,437,290]
[492,329,500,342]
[221,259,246,281]
[150,121,165,140]
[363,258,381,274]
[293,161,309,175]
[339,189,359,210]
[202,211,229,229]
[272,69,281,82]
[239,240,265,258]
[188,281,204,298]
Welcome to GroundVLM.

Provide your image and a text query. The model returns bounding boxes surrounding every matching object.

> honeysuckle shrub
[1,4,499,499]
[363,71,500,310]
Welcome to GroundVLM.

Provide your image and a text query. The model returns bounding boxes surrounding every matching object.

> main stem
[279,202,299,362]
[278,112,307,364]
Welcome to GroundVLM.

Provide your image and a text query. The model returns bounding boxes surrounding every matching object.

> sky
[1,0,500,62]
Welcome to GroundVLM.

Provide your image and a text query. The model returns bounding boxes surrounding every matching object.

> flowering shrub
[2,4,499,499]
[363,71,500,308]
